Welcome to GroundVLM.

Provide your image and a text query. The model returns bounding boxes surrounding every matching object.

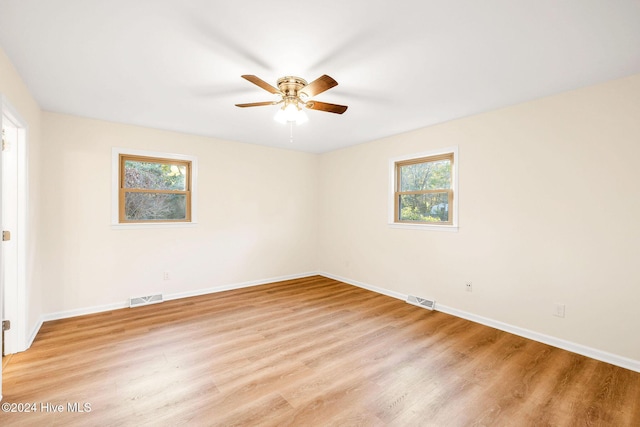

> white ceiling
[1,1,639,153]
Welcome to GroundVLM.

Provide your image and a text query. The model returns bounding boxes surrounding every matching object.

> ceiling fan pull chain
[289,122,294,143]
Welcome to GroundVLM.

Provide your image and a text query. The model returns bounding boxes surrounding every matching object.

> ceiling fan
[235,74,348,124]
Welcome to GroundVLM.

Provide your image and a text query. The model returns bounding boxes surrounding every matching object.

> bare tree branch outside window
[119,156,191,222]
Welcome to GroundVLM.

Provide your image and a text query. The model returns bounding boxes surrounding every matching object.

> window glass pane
[399,193,449,222]
[399,159,451,191]
[124,192,187,221]
[124,160,187,191]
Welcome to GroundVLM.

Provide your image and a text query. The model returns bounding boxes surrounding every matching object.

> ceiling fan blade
[241,75,280,94]
[305,100,348,114]
[235,101,278,108]
[299,75,338,97]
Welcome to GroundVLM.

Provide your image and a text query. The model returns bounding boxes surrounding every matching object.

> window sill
[111,222,198,230]
[388,222,458,232]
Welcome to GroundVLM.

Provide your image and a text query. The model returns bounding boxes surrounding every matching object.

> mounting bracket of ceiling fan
[235,74,348,123]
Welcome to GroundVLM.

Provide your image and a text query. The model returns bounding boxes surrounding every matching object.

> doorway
[1,102,27,357]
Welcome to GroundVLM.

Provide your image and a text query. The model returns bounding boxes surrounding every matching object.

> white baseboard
[319,271,640,373]
[163,271,318,301]
[41,301,129,323]
[26,318,44,350]
[434,304,640,373]
[320,271,407,300]
[38,271,318,323]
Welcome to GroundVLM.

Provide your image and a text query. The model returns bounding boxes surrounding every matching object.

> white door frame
[1,96,28,357]
[0,99,4,401]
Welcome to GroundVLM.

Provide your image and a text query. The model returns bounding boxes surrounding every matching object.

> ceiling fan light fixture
[273,107,287,124]
[284,102,299,121]
[295,108,308,125]
[274,102,307,125]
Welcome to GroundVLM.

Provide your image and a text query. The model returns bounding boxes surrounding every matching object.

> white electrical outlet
[163,271,170,281]
[553,303,565,318]
[465,282,472,292]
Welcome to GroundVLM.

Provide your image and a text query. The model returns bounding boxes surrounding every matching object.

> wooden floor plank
[1,276,638,426]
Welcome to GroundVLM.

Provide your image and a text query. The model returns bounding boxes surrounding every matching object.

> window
[389,147,458,230]
[112,148,197,226]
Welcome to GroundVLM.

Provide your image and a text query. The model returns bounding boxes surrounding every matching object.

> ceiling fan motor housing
[277,76,308,98]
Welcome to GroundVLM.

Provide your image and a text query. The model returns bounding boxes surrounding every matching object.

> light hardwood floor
[1,276,639,426]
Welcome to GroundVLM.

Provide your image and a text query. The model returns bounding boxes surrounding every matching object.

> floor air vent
[129,293,164,308]
[406,295,436,310]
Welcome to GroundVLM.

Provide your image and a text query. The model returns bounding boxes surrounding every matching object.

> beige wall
[0,46,45,338]
[41,112,319,313]
[318,74,640,361]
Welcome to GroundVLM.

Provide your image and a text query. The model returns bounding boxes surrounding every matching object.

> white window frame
[388,146,458,232]
[111,147,198,229]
